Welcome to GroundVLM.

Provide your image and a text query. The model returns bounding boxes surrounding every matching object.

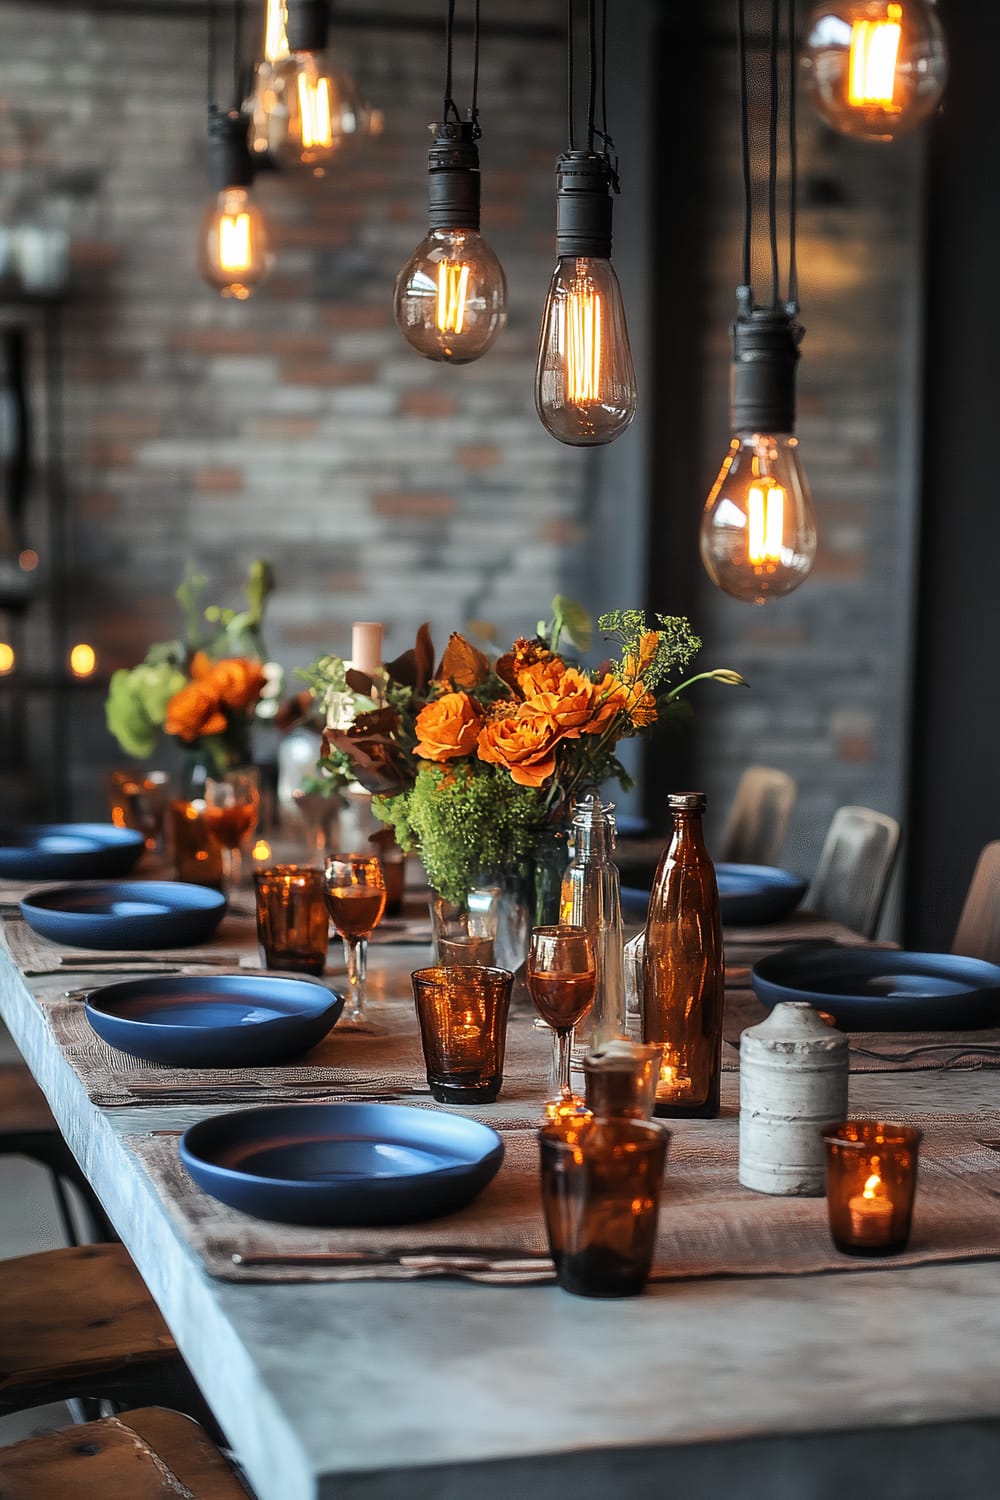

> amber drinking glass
[254,865,330,976]
[540,1118,670,1297]
[323,853,387,1026]
[203,772,261,893]
[410,965,513,1103]
[527,925,596,1114]
[823,1121,922,1257]
[107,769,172,852]
[167,800,224,888]
[642,792,724,1118]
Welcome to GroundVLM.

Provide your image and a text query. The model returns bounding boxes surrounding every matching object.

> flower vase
[495,823,572,976]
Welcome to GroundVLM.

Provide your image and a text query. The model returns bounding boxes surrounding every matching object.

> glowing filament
[747,480,786,566]
[436,262,470,334]
[848,5,902,105]
[263,0,289,61]
[219,212,252,272]
[298,73,333,148]
[564,285,602,404]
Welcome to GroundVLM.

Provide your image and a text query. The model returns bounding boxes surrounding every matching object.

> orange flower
[190,650,215,682]
[208,657,266,711]
[477,710,561,788]
[414,692,482,762]
[517,655,567,696]
[586,672,629,735]
[625,684,658,728]
[164,681,227,742]
[522,666,601,740]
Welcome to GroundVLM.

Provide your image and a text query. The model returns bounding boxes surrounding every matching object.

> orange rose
[477,710,561,788]
[164,681,227,742]
[208,657,266,711]
[523,666,603,739]
[414,692,482,762]
[517,656,567,696]
[190,650,215,682]
[586,672,629,735]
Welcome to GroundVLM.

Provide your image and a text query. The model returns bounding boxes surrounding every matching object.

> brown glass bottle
[641,792,724,1118]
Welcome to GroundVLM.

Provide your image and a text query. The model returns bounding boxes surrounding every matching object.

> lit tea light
[656,1056,693,1102]
[251,839,272,863]
[848,1162,894,1246]
[69,642,97,677]
[0,642,14,674]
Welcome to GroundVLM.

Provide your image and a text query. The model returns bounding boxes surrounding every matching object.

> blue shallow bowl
[85,974,344,1067]
[180,1103,506,1227]
[20,880,226,950]
[0,823,145,881]
[621,864,807,927]
[752,946,1000,1031]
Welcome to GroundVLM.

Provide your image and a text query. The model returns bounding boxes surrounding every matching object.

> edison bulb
[700,433,817,604]
[394,230,507,363]
[535,256,637,446]
[199,187,272,300]
[801,0,947,140]
[251,50,363,173]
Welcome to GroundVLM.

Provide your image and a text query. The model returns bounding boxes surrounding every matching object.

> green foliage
[105,661,186,759]
[374,764,548,908]
[538,595,592,654]
[597,610,701,692]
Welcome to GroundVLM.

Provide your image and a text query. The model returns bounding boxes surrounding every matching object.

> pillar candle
[351,621,383,677]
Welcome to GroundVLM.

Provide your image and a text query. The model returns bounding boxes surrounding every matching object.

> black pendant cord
[566,0,575,149]
[231,0,242,110]
[767,0,780,310]
[737,0,752,305]
[442,0,482,129]
[736,0,799,315]
[786,0,799,314]
[586,0,597,151]
[206,0,245,112]
[563,0,617,182]
[207,0,216,110]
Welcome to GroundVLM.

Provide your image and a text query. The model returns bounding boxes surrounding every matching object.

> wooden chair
[804,805,901,939]
[0,1061,114,1243]
[0,1407,251,1499]
[0,1242,210,1422]
[720,766,797,867]
[952,840,1000,964]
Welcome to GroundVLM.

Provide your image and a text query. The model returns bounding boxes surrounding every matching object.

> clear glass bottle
[561,792,627,1049]
[642,792,724,1118]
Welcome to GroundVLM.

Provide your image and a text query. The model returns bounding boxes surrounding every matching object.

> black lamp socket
[207,111,254,191]
[426,120,481,232]
[729,308,803,434]
[554,151,614,260]
[285,0,329,53]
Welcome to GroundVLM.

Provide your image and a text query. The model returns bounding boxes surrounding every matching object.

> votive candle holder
[823,1120,922,1256]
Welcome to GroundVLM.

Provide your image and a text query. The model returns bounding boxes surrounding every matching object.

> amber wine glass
[527,925,596,1114]
[323,854,387,1026]
[203,773,260,894]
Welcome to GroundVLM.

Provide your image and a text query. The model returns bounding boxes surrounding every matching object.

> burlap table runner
[36,994,552,1107]
[3,915,252,974]
[124,1110,1000,1284]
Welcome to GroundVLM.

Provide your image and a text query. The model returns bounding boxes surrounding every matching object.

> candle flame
[252,839,272,862]
[848,5,903,107]
[862,1171,883,1200]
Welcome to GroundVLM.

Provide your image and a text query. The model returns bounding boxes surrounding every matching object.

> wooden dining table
[3,900,1000,1500]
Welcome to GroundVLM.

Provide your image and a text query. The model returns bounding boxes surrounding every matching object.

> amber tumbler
[167,800,224,889]
[823,1120,922,1257]
[254,865,330,976]
[540,1118,670,1297]
[410,966,513,1104]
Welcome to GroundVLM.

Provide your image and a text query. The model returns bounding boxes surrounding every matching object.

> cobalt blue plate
[751,946,1000,1031]
[621,864,806,927]
[0,823,145,881]
[715,863,808,926]
[85,974,344,1067]
[20,880,226,950]
[180,1102,505,1226]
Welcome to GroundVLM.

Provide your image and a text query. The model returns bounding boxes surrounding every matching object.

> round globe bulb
[393,229,507,364]
[801,0,947,141]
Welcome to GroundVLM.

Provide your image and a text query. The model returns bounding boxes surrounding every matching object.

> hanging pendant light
[800,0,947,140]
[394,0,507,363]
[535,0,636,446]
[700,0,818,604]
[249,0,366,175]
[200,2,272,299]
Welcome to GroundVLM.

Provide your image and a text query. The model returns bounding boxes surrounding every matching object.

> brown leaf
[494,651,519,692]
[436,632,492,690]
[345,668,376,695]
[384,622,435,695]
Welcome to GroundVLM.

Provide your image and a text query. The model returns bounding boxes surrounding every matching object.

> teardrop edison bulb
[801,0,947,140]
[393,229,507,363]
[535,256,637,446]
[700,433,818,605]
[199,187,272,300]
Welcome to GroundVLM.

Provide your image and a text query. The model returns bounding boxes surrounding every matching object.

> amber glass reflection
[582,1042,661,1120]
[642,793,724,1118]
[107,769,172,851]
[167,800,224,889]
[411,965,513,1104]
[254,865,330,976]
[823,1120,922,1257]
[540,1118,670,1297]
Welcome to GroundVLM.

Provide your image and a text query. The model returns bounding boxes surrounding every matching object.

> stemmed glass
[203,773,261,895]
[323,853,387,1027]
[526,925,596,1116]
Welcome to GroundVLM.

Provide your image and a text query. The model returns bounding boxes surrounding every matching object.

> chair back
[720,765,797,866]
[952,841,1000,964]
[805,805,900,939]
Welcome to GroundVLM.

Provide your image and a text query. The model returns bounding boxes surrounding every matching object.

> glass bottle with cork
[642,791,724,1118]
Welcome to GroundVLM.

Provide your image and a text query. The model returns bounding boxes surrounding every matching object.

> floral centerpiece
[105,560,278,779]
[303,598,744,908]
